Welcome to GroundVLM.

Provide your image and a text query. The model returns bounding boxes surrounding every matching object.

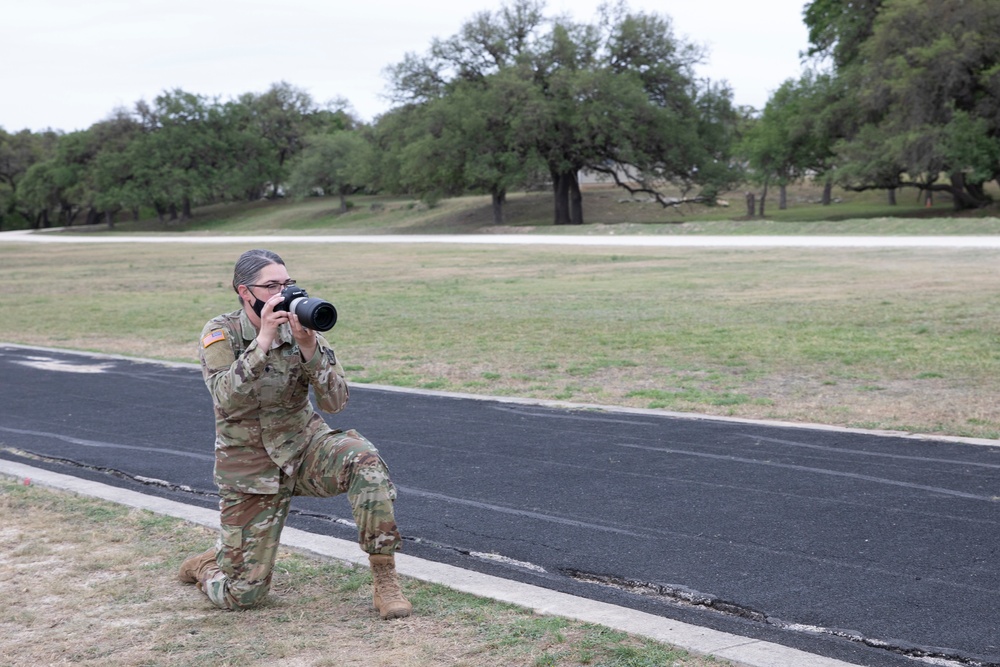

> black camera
[275,285,337,331]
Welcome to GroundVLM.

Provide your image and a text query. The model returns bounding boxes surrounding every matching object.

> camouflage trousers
[202,429,401,610]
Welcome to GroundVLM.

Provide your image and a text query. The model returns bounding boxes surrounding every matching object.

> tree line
[1,0,998,232]
[0,84,355,230]
[742,0,1000,214]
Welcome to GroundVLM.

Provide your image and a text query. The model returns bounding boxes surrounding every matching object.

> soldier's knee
[341,438,387,476]
[342,433,378,459]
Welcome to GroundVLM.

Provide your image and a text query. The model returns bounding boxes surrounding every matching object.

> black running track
[1,344,997,667]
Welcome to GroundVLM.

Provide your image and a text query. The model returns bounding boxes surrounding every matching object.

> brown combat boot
[369,553,412,620]
[178,547,218,589]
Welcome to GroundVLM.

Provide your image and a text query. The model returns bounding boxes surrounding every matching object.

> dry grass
[0,480,728,667]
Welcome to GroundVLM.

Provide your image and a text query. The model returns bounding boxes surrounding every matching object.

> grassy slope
[64,181,1000,236]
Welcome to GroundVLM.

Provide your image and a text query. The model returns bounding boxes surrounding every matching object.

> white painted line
[3,230,1000,248]
[0,459,863,667]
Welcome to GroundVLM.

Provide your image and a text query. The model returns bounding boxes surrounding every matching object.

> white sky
[1,0,811,134]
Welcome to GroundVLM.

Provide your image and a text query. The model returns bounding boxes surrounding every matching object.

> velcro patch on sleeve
[202,330,227,348]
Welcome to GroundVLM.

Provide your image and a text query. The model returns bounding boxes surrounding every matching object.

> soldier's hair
[233,249,285,305]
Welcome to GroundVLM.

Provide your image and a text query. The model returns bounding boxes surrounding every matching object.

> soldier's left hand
[289,312,318,362]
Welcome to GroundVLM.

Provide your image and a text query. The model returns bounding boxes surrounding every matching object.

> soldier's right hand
[256,293,289,350]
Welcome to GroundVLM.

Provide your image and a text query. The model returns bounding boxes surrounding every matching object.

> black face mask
[251,295,266,318]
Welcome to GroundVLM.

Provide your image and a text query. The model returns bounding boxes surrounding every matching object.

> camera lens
[290,297,337,331]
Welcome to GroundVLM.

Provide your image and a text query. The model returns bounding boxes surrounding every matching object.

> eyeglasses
[245,279,296,295]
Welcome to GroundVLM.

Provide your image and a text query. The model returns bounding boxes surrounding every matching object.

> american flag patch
[202,330,226,348]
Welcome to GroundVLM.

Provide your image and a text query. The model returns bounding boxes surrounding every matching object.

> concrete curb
[1,458,862,667]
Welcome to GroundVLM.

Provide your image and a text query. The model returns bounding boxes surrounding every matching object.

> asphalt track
[1,344,998,667]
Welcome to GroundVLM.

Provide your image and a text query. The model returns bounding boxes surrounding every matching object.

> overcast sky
[2,0,812,134]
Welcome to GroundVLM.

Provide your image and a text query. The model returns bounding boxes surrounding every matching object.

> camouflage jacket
[198,308,348,494]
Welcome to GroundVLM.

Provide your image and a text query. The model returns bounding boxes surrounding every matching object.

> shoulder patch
[202,330,227,348]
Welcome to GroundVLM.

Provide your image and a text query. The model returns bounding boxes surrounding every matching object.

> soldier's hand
[256,294,289,350]
[289,312,317,362]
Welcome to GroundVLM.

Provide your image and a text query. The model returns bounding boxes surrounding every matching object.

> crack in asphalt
[566,569,999,667]
[1,446,217,497]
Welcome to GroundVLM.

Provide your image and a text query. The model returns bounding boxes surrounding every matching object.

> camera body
[275,285,338,331]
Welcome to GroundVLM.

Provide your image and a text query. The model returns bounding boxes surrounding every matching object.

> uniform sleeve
[199,320,267,413]
[301,334,349,414]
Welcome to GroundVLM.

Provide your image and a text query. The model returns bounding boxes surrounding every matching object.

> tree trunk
[887,188,896,205]
[168,203,178,221]
[105,210,115,229]
[491,189,506,225]
[779,184,787,210]
[745,192,755,217]
[759,177,769,217]
[569,173,584,225]
[966,180,986,202]
[339,192,348,213]
[181,197,193,220]
[822,181,833,205]
[552,169,571,225]
[948,173,989,211]
[132,207,140,221]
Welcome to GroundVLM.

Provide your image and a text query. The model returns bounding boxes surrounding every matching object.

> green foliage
[285,131,375,211]
[15,128,109,227]
[803,0,883,68]
[382,0,740,224]
[382,70,546,222]
[942,110,1000,183]
[235,81,352,198]
[7,0,1000,228]
[0,126,60,229]
[811,0,1000,210]
[739,71,839,189]
[1,81,357,229]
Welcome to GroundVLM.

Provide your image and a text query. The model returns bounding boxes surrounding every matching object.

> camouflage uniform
[197,308,402,610]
